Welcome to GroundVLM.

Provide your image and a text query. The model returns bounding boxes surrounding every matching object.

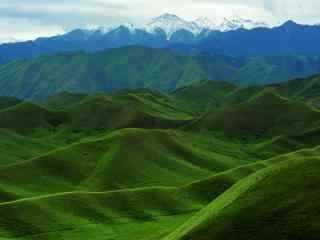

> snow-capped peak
[195,16,270,32]
[144,13,202,38]
[218,16,270,31]
[74,14,274,40]
[194,17,217,29]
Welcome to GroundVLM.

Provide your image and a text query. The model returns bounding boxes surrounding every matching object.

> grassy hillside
[0,90,193,136]
[0,102,68,134]
[0,74,320,239]
[191,88,320,137]
[164,148,320,240]
[0,128,250,200]
[0,96,21,110]
[0,140,318,239]
[0,46,320,100]
[172,80,237,113]
[171,74,320,111]
[46,91,87,110]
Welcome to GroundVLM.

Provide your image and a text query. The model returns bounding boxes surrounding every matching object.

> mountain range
[97,13,271,37]
[1,14,320,65]
[1,46,320,100]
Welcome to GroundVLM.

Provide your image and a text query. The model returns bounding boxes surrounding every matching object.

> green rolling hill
[0,96,21,110]
[0,102,68,135]
[0,73,320,239]
[164,148,320,240]
[191,88,320,137]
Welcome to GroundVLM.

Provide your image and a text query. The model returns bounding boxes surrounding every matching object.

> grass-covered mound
[0,129,63,165]
[192,88,320,137]
[172,80,236,113]
[1,145,318,240]
[165,147,320,240]
[0,102,68,134]
[0,129,247,200]
[46,91,87,110]
[1,75,320,239]
[0,96,21,110]
[67,91,192,132]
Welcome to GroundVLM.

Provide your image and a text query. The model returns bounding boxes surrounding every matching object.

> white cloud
[0,0,319,41]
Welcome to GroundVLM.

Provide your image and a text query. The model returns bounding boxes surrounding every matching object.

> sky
[0,0,319,42]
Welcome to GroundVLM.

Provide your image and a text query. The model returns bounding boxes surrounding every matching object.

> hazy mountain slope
[1,46,320,100]
[0,47,208,100]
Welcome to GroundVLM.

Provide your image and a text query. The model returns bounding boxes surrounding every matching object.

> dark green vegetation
[1,46,320,100]
[0,74,320,239]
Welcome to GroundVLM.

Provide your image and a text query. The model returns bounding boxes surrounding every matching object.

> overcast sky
[0,0,319,42]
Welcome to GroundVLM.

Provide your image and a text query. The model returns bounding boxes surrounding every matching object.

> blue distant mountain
[0,15,320,65]
[195,20,320,56]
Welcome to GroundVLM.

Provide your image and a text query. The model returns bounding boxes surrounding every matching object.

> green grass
[1,144,318,239]
[0,128,251,201]
[191,88,320,137]
[0,96,21,110]
[1,75,320,239]
[164,148,320,240]
[0,102,67,134]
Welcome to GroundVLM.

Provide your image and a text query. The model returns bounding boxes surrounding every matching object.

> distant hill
[173,74,320,110]
[191,88,320,137]
[0,46,320,100]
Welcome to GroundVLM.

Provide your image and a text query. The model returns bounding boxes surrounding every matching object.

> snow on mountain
[144,13,202,38]
[78,14,273,39]
[218,16,270,31]
[195,16,270,31]
[194,17,218,30]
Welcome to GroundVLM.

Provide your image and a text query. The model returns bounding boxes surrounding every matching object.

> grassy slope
[0,96,21,110]
[1,145,318,239]
[0,129,66,166]
[164,147,320,240]
[171,74,320,112]
[172,80,237,113]
[0,102,68,135]
[0,129,249,201]
[192,88,320,137]
[46,91,87,110]
[66,91,193,133]
[1,76,320,239]
[0,90,193,137]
